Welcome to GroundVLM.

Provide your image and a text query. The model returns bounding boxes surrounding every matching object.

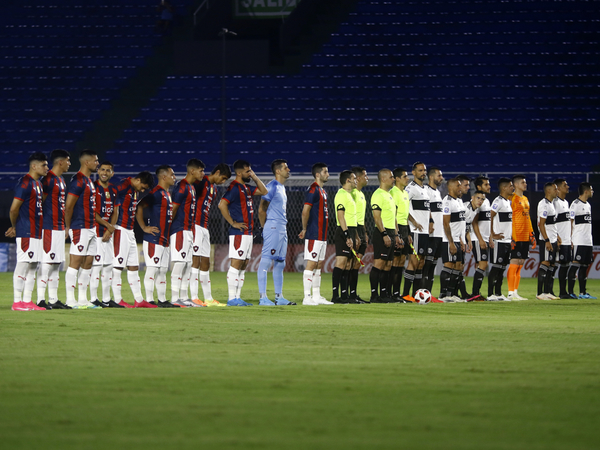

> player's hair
[457,174,471,183]
[393,167,406,178]
[156,164,172,177]
[136,171,154,187]
[543,182,556,193]
[28,152,47,166]
[339,170,353,186]
[498,177,512,190]
[211,163,231,178]
[50,149,70,165]
[79,149,97,160]
[473,189,486,196]
[474,175,489,189]
[351,166,366,177]
[578,182,592,196]
[427,166,441,178]
[553,178,566,187]
[412,161,425,172]
[186,158,205,170]
[233,160,251,171]
[271,159,287,175]
[311,162,327,178]
[512,174,526,185]
[99,161,114,170]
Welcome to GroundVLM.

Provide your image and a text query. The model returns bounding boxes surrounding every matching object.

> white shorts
[143,241,170,268]
[16,237,42,263]
[304,239,327,262]
[93,236,114,266]
[113,226,139,268]
[170,230,193,262]
[42,229,65,263]
[193,225,211,258]
[69,228,97,257]
[229,234,253,260]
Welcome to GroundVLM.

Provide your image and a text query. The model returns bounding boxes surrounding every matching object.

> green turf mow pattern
[1,272,599,450]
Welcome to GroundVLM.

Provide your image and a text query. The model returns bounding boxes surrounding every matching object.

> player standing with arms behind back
[552,178,573,299]
[488,178,514,301]
[349,166,369,302]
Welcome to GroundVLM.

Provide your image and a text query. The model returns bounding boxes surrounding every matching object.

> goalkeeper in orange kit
[508,175,536,300]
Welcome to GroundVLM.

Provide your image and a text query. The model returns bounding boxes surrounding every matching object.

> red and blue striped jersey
[14,174,43,239]
[68,171,96,230]
[115,177,142,231]
[305,182,329,241]
[194,175,216,229]
[142,185,173,246]
[41,170,66,231]
[222,180,258,236]
[95,181,117,237]
[170,179,196,234]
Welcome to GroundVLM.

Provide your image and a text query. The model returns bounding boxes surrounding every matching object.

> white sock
[171,262,186,301]
[112,268,123,301]
[157,267,168,302]
[65,267,78,305]
[77,269,92,304]
[313,269,322,299]
[200,270,212,300]
[179,263,191,300]
[235,269,246,299]
[48,264,60,303]
[13,262,28,303]
[144,266,158,302]
[36,263,50,302]
[90,265,101,301]
[127,270,143,302]
[227,266,239,300]
[22,263,38,303]
[101,265,112,303]
[303,269,314,298]
[190,267,199,300]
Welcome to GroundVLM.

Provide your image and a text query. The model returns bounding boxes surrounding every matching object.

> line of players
[6,152,595,310]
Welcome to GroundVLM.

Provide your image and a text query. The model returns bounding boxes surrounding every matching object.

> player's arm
[428,212,434,234]
[299,204,312,239]
[5,198,24,238]
[372,208,391,247]
[64,193,79,233]
[218,199,247,231]
[443,214,456,254]
[337,208,353,248]
[471,213,487,249]
[394,217,401,248]
[135,203,159,236]
[172,203,180,218]
[538,216,552,252]
[408,213,423,232]
[258,199,269,228]
[95,212,115,242]
[249,170,268,196]
[489,210,502,247]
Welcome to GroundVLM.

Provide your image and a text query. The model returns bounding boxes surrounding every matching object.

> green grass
[1,272,599,450]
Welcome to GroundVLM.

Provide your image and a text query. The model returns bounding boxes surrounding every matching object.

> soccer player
[218,160,268,306]
[349,166,369,302]
[470,176,492,300]
[507,174,535,301]
[190,163,231,307]
[454,175,472,299]
[552,178,572,299]
[257,159,295,306]
[389,167,411,300]
[169,158,205,307]
[36,149,71,309]
[90,161,121,308]
[422,166,444,293]
[137,165,178,308]
[536,182,560,300]
[5,152,49,311]
[369,169,400,303]
[567,182,595,299]
[463,190,486,301]
[300,163,332,306]
[488,177,514,301]
[64,149,101,309]
[112,170,154,308]
[438,179,466,302]
[332,170,361,304]
[402,161,430,300]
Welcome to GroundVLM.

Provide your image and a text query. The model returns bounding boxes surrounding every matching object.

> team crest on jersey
[77,245,84,252]
[238,250,244,257]
[118,257,124,264]
[154,257,160,264]
[193,246,199,252]
[50,253,56,260]
[311,252,317,258]
[95,255,101,262]
[28,251,34,258]
[106,192,110,198]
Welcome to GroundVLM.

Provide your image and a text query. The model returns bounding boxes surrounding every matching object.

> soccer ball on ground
[414,289,432,304]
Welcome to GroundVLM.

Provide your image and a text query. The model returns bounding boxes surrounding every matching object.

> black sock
[545,265,556,294]
[369,267,381,299]
[472,268,485,295]
[440,267,452,298]
[422,258,433,292]
[380,270,390,298]
[390,266,401,297]
[558,264,569,295]
[495,265,506,296]
[448,270,460,297]
[458,273,469,298]
[395,266,404,296]
[348,268,359,298]
[488,266,502,296]
[413,270,423,295]
[567,264,579,295]
[340,269,349,299]
[402,270,415,297]
[579,265,589,295]
[386,266,396,297]
[332,267,343,299]
[538,264,548,295]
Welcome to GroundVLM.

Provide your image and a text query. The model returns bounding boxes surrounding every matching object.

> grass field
[1,271,599,450]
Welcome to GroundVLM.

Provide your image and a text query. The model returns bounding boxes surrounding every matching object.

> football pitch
[1,271,599,450]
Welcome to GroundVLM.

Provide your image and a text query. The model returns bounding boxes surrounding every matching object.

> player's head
[447,178,460,197]
[553,178,569,197]
[393,167,409,189]
[578,182,593,199]
[79,149,99,173]
[339,170,356,189]
[271,159,290,180]
[474,175,491,194]
[412,161,427,183]
[156,164,176,188]
[351,166,368,189]
[211,163,232,184]
[377,168,394,190]
[98,161,114,184]
[233,159,253,183]
[498,177,514,196]
[456,175,471,195]
[186,158,206,182]
[427,166,443,187]
[50,149,71,171]
[133,171,154,192]
[311,163,329,183]
[472,190,486,209]
[512,174,527,192]
[543,182,558,199]
[28,152,49,177]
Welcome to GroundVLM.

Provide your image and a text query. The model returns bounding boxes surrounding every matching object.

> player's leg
[226,235,252,306]
[370,229,386,302]
[257,227,275,305]
[471,240,487,299]
[557,245,571,298]
[576,247,594,298]
[303,241,319,304]
[272,231,293,305]
[111,228,133,308]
